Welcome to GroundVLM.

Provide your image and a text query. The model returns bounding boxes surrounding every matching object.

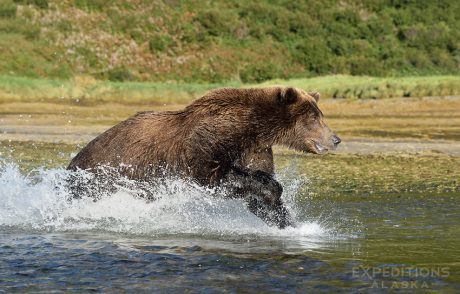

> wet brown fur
[67,87,338,228]
[68,87,331,184]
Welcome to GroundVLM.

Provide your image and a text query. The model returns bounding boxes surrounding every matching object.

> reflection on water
[1,149,460,291]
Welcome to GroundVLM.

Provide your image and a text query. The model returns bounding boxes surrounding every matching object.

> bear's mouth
[306,140,329,154]
[314,141,328,154]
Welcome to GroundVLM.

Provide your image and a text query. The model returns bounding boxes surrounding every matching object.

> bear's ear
[277,87,298,105]
[308,91,320,102]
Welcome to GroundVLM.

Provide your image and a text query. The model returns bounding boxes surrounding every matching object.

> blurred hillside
[0,0,459,83]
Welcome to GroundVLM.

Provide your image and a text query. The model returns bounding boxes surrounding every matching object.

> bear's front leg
[224,167,295,229]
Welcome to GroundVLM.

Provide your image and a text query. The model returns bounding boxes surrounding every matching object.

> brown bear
[67,87,340,228]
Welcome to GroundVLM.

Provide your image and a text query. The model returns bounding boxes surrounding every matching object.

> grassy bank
[0,1,459,82]
[275,152,460,198]
[1,75,460,105]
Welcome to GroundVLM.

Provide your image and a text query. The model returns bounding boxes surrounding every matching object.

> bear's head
[277,87,340,154]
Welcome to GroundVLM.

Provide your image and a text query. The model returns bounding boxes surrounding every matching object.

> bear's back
[67,111,184,173]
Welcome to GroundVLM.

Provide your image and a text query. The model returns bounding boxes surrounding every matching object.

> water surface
[1,150,459,292]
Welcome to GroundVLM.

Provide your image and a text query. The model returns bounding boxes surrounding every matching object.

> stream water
[1,150,459,292]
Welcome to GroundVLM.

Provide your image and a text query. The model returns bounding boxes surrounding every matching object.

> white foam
[0,161,337,240]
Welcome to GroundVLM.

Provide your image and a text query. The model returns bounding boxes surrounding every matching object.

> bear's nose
[332,135,341,145]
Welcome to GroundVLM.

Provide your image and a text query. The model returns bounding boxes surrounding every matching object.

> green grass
[0,75,231,104]
[0,75,459,105]
[259,75,460,99]
[0,0,459,82]
[275,152,460,198]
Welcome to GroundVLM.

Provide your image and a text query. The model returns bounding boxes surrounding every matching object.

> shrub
[240,62,280,83]
[22,22,40,39]
[431,49,456,70]
[148,35,172,53]
[194,9,240,37]
[349,56,383,76]
[56,20,73,33]
[293,38,333,75]
[179,23,198,43]
[0,18,40,39]
[0,0,16,18]
[107,67,133,82]
[407,49,432,69]
[13,0,48,9]
[129,28,144,43]
[74,47,99,68]
[75,0,105,12]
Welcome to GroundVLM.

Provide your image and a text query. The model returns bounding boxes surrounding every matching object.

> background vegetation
[1,75,459,104]
[0,0,459,83]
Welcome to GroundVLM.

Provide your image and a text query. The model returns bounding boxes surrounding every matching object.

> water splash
[0,160,342,240]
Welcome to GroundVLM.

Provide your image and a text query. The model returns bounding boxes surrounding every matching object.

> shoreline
[1,96,459,155]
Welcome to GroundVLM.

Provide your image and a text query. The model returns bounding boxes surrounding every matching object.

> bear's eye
[308,111,320,120]
[310,103,323,117]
